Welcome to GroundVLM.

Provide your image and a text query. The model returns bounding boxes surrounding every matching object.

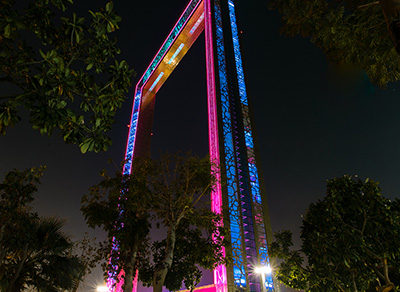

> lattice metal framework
[118,1,276,292]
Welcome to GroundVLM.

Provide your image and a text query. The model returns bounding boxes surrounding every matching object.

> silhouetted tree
[269,0,400,86]
[81,154,229,292]
[270,175,400,292]
[0,168,84,291]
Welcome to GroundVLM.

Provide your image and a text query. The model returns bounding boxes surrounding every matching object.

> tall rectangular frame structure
[122,1,276,292]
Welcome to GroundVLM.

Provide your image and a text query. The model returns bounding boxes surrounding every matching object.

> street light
[255,266,272,275]
[97,286,108,292]
[255,265,272,292]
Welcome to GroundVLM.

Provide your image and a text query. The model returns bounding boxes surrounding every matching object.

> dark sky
[1,0,400,291]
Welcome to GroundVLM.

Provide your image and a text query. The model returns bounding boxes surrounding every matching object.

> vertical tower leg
[206,0,277,291]
[205,1,228,292]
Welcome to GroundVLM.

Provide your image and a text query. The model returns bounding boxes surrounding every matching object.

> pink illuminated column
[204,1,228,292]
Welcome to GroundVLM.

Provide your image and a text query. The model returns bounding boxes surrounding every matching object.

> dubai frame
[120,0,277,291]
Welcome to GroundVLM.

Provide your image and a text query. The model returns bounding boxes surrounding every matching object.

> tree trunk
[72,272,84,292]
[351,271,358,292]
[152,224,177,292]
[379,0,400,52]
[6,243,28,292]
[123,236,139,292]
[377,258,394,292]
[0,225,6,264]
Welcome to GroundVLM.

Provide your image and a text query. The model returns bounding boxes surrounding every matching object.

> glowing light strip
[123,90,141,175]
[205,0,227,291]
[190,12,205,34]
[168,44,185,64]
[227,1,247,106]
[149,72,164,91]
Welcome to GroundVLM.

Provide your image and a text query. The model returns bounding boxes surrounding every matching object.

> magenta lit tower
[116,1,277,292]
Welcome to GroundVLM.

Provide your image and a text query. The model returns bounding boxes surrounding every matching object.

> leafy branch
[0,0,134,152]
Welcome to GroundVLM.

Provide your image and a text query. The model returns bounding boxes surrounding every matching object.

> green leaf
[81,102,90,112]
[344,259,350,268]
[80,139,92,153]
[58,101,67,108]
[107,23,112,33]
[86,63,94,70]
[95,118,101,128]
[105,2,113,12]
[39,49,46,59]
[4,24,11,38]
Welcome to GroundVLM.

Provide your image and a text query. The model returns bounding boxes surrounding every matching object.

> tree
[143,153,228,292]
[81,153,229,292]
[0,167,85,292]
[73,234,104,292]
[270,175,400,292]
[81,157,152,292]
[268,0,400,87]
[138,206,228,292]
[0,0,134,153]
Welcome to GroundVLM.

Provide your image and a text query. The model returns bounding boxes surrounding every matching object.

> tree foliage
[143,153,229,292]
[81,154,229,292]
[269,0,400,87]
[138,200,228,292]
[0,0,134,152]
[81,157,152,292]
[270,175,400,292]
[0,167,85,292]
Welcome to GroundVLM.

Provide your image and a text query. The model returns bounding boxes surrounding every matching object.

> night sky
[1,0,400,291]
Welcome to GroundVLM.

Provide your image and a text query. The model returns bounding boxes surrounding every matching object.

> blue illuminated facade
[227,0,273,289]
[210,1,274,291]
[213,1,247,288]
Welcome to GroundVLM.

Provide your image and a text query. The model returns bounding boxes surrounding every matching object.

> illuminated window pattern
[227,1,273,290]
[190,12,205,34]
[214,0,247,288]
[149,72,165,91]
[168,44,185,64]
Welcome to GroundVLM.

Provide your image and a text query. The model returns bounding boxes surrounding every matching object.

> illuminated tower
[122,1,277,292]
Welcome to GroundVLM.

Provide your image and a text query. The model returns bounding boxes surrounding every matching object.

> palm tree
[2,216,84,292]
